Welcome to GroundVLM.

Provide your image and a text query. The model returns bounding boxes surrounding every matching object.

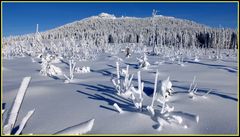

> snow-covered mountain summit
[3,12,237,51]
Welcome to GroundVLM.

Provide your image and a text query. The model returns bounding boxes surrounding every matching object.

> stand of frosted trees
[3,14,238,59]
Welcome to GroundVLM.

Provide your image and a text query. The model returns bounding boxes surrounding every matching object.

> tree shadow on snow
[143,87,154,96]
[150,109,199,129]
[173,85,238,102]
[187,61,237,74]
[91,69,115,77]
[125,62,138,69]
[99,105,119,113]
[106,64,116,69]
[11,125,19,135]
[77,83,115,94]
[76,90,136,113]
[76,83,201,131]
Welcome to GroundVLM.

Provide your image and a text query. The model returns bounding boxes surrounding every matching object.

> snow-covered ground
[2,51,238,134]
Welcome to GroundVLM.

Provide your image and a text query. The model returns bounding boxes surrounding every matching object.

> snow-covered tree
[137,53,150,69]
[64,59,76,83]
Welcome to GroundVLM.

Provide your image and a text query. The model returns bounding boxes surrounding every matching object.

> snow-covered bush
[144,72,199,131]
[111,62,144,110]
[147,71,174,115]
[111,62,134,96]
[194,55,200,62]
[160,76,174,100]
[188,76,212,99]
[40,54,63,77]
[137,53,150,69]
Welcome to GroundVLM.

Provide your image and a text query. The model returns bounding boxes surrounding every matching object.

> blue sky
[2,2,238,37]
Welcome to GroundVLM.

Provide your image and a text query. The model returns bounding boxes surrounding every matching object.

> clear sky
[2,2,238,37]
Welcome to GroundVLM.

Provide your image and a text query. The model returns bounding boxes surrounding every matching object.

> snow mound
[154,14,175,19]
[98,13,116,19]
[55,119,95,135]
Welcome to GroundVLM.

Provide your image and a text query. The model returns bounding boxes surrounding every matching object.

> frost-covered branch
[3,77,35,135]
[15,109,35,135]
[113,103,123,114]
[64,59,76,83]
[131,71,144,110]
[4,77,31,135]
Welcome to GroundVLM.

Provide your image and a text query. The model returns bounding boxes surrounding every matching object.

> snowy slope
[2,51,238,134]
[3,12,237,52]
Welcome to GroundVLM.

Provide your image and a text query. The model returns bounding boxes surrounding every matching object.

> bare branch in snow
[4,77,31,135]
[113,103,123,114]
[15,109,35,135]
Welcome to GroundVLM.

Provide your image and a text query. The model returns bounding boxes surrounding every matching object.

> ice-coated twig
[116,62,120,86]
[188,76,198,99]
[4,77,31,135]
[202,89,212,98]
[188,76,196,93]
[113,103,123,114]
[138,71,143,101]
[15,109,35,135]
[112,61,122,94]
[64,74,71,81]
[55,119,95,135]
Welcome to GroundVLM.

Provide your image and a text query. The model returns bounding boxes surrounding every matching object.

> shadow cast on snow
[173,85,238,102]
[187,61,237,74]
[76,83,200,130]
